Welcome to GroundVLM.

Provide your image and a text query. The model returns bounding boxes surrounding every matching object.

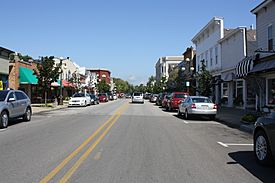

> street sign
[186,81,190,87]
[0,81,3,90]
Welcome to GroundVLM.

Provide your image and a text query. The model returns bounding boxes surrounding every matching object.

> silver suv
[0,90,32,129]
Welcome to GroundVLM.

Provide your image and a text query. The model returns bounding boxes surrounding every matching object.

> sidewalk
[216,106,255,134]
[31,103,68,114]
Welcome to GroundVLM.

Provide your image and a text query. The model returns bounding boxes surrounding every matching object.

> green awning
[19,67,38,84]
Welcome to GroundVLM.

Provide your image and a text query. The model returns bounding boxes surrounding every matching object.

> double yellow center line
[40,103,129,183]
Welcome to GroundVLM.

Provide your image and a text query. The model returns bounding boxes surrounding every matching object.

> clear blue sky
[0,0,262,85]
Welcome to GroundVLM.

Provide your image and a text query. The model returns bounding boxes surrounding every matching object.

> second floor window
[268,25,273,51]
[210,48,213,66]
[215,46,218,65]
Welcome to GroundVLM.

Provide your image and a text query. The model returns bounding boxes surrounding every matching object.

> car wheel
[209,115,216,121]
[254,130,273,165]
[84,101,87,107]
[177,109,182,117]
[23,107,32,122]
[0,111,9,129]
[184,109,189,119]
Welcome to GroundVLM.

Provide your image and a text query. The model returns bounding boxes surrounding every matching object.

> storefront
[248,53,275,110]
[235,56,255,109]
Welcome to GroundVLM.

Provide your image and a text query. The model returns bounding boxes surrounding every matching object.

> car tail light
[213,104,218,109]
[191,103,196,108]
[178,100,182,104]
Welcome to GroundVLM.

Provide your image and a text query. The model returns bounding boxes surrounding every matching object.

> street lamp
[59,57,67,105]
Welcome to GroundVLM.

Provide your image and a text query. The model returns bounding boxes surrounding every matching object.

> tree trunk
[45,91,47,106]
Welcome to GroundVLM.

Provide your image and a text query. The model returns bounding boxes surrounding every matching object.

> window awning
[19,67,38,84]
[235,56,254,78]
[249,60,275,74]
[221,72,235,82]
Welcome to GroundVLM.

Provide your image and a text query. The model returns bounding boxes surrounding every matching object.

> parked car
[98,93,109,102]
[166,92,188,111]
[69,93,91,107]
[253,112,275,165]
[125,93,132,99]
[107,92,114,100]
[0,90,32,129]
[113,93,117,100]
[156,93,165,106]
[89,94,99,105]
[150,94,158,103]
[178,96,217,120]
[144,93,152,100]
[132,92,144,103]
[162,94,171,108]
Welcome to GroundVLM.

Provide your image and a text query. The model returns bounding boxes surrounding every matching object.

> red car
[98,93,109,102]
[166,92,188,111]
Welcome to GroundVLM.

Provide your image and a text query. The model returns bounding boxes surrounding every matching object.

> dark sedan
[89,94,99,105]
[253,112,275,165]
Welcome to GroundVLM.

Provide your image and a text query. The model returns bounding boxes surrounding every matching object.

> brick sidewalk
[216,106,254,134]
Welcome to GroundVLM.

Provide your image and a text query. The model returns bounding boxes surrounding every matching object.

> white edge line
[217,141,229,148]
[182,120,189,124]
[226,143,253,146]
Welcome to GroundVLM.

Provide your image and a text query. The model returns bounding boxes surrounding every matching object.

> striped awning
[235,56,254,78]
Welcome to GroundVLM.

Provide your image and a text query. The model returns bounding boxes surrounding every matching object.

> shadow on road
[228,151,275,183]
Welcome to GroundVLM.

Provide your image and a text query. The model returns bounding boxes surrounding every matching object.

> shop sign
[0,81,3,90]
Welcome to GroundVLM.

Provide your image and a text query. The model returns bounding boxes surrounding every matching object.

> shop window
[267,78,275,105]
[268,25,273,51]
[221,83,229,104]
[235,80,244,106]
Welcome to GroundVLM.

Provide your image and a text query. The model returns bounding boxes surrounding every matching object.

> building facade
[192,17,227,103]
[87,68,111,84]
[219,28,256,108]
[248,0,275,109]
[155,56,184,81]
[0,47,14,90]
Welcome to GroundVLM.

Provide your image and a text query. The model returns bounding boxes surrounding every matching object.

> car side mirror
[8,98,16,102]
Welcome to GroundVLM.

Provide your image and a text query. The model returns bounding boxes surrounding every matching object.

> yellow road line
[40,103,128,183]
[59,104,128,182]
[59,113,123,183]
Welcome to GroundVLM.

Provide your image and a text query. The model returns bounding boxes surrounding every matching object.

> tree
[69,72,81,92]
[113,78,129,93]
[196,60,212,97]
[33,56,61,105]
[97,80,110,93]
[146,76,156,93]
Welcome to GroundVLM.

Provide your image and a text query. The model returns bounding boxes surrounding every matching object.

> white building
[249,0,275,109]
[54,57,78,82]
[192,17,232,103]
[219,28,256,108]
[155,56,184,81]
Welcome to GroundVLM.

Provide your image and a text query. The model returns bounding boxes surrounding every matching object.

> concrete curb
[215,117,254,134]
[32,105,68,115]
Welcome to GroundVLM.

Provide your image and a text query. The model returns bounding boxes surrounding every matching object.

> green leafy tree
[69,72,81,92]
[113,78,129,93]
[97,80,111,93]
[153,76,167,93]
[33,56,61,105]
[196,60,212,97]
[146,76,156,93]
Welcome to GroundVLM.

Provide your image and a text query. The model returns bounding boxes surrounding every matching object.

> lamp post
[59,57,67,105]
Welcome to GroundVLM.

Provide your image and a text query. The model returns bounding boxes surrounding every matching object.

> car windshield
[175,94,187,98]
[73,93,85,97]
[98,93,106,97]
[0,91,9,102]
[192,98,212,103]
[134,93,142,96]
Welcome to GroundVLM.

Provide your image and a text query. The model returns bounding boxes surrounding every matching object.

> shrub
[241,114,257,123]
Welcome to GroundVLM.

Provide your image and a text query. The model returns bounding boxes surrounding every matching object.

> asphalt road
[0,99,274,183]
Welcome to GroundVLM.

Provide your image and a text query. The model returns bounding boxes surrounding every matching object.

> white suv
[132,92,144,104]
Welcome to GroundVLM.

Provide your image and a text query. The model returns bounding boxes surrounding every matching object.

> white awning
[235,56,254,78]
